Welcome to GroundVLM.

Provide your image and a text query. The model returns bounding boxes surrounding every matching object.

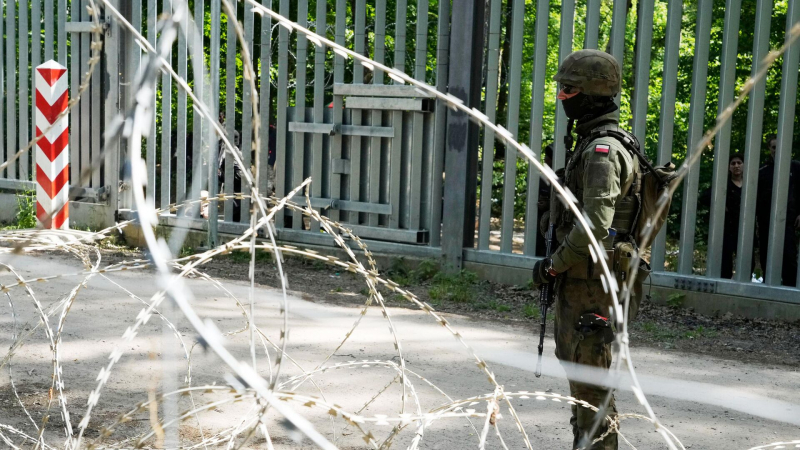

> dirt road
[0,253,797,449]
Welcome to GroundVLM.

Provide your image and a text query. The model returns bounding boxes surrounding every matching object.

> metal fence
[1,0,798,302]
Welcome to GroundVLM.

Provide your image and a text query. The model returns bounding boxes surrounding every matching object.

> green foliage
[666,293,686,309]
[386,258,440,286]
[476,300,511,312]
[14,192,37,229]
[427,270,478,303]
[523,303,541,319]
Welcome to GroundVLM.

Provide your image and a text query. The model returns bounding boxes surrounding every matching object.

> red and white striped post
[35,60,69,229]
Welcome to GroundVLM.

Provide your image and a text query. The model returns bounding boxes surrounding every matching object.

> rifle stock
[534,223,556,378]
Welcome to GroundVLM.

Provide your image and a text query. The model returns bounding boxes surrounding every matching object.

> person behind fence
[755,135,800,287]
[700,152,747,279]
[532,49,647,450]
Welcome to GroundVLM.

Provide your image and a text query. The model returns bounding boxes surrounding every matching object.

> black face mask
[561,93,591,120]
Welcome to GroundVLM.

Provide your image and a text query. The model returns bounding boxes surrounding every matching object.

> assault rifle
[534,223,556,378]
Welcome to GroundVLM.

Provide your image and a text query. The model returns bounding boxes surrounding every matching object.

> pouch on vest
[636,162,679,252]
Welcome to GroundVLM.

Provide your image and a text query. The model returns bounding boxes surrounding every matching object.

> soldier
[532,49,640,450]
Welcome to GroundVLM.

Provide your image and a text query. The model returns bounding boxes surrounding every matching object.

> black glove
[532,258,555,289]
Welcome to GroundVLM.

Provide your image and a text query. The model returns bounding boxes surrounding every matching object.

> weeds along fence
[0,0,798,302]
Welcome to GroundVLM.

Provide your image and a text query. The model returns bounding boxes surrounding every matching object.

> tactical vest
[559,123,642,244]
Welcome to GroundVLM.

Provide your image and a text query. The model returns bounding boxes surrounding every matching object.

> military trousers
[554,277,618,450]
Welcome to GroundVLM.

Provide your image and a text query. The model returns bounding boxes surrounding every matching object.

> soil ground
[0,247,798,449]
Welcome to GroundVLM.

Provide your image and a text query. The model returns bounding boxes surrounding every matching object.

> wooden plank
[411,0,430,228]
[394,0,407,73]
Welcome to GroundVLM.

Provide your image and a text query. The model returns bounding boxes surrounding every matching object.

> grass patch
[523,304,541,319]
[386,258,440,286]
[427,270,477,303]
[475,301,511,312]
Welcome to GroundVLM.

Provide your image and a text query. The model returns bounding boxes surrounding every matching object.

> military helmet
[554,49,621,97]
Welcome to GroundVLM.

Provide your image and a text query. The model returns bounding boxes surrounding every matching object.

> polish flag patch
[595,144,610,154]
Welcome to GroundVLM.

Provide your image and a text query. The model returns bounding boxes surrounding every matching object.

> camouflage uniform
[542,50,638,450]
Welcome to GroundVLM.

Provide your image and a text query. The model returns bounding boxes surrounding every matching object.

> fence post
[35,60,69,229]
[441,0,485,272]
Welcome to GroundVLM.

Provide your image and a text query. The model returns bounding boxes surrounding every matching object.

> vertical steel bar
[707,0,742,278]
[0,4,2,178]
[240,0,254,222]
[735,0,773,281]
[389,110,403,229]
[608,0,627,81]
[69,1,79,185]
[6,1,16,179]
[147,0,157,206]
[441,0,484,269]
[258,0,272,206]
[44,0,53,61]
[104,0,121,232]
[122,0,141,211]
[209,0,221,244]
[408,0,429,231]
[0,0,4,178]
[651,0,683,271]
[524,0,550,256]
[192,0,204,209]
[552,0,574,170]
[368,0,387,227]
[292,0,308,229]
[630,0,654,144]
[394,0,407,73]
[177,3,188,205]
[275,0,290,227]
[584,0,601,49]
[478,0,502,251]
[677,0,713,275]
[388,0,408,229]
[311,0,327,230]
[429,0,449,246]
[349,0,367,224]
[765,0,800,286]
[329,0,345,224]
[32,0,41,179]
[91,0,102,188]
[500,0,525,254]
[224,0,237,222]
[19,1,29,181]
[161,0,174,208]
[57,0,66,64]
